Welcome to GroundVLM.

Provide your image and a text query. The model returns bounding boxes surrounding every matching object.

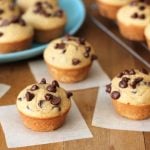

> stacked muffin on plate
[97,0,150,49]
[0,0,33,53]
[0,0,67,53]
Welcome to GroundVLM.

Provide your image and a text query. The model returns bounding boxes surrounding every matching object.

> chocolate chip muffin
[0,16,33,53]
[17,79,72,131]
[106,68,150,120]
[0,0,21,25]
[44,35,97,83]
[96,0,131,20]
[117,1,150,41]
[23,1,66,43]
[144,24,150,49]
[17,0,58,12]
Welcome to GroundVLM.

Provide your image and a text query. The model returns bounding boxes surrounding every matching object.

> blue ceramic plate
[0,0,86,63]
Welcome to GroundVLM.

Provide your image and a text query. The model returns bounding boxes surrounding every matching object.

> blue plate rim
[0,0,86,63]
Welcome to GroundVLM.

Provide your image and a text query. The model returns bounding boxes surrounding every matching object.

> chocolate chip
[18,97,22,101]
[67,92,73,98]
[79,37,86,45]
[55,43,65,49]
[84,52,90,58]
[130,77,144,89]
[45,93,53,101]
[0,32,3,37]
[25,92,34,101]
[129,69,136,75]
[19,19,26,26]
[47,85,56,93]
[50,96,61,105]
[91,55,97,61]
[111,91,120,100]
[30,85,39,91]
[122,77,130,82]
[62,49,66,53]
[117,72,124,78]
[40,78,46,84]
[72,58,81,65]
[119,80,128,88]
[131,13,138,18]
[0,9,4,15]
[38,100,45,108]
[35,1,42,6]
[123,69,130,75]
[54,10,63,17]
[85,46,91,53]
[139,5,145,10]
[26,105,30,110]
[139,14,145,19]
[106,84,111,93]
[141,68,149,74]
[52,80,59,87]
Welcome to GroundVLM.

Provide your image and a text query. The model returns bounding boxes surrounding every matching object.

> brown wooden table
[0,0,150,149]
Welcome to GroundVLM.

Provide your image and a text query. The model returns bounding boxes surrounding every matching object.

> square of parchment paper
[28,60,110,91]
[92,87,150,132]
[0,101,92,148]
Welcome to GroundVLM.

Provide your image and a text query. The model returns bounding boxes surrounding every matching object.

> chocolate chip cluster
[33,1,64,18]
[54,35,97,66]
[130,1,149,19]
[18,79,73,110]
[106,68,150,100]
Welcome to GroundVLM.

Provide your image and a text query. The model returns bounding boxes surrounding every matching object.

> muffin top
[17,79,72,118]
[0,17,33,43]
[0,0,21,24]
[106,69,150,105]
[99,0,131,6]
[23,1,66,30]
[17,0,58,11]
[145,24,150,40]
[44,36,97,69]
[117,1,150,26]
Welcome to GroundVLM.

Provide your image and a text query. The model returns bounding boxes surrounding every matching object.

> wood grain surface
[0,0,150,149]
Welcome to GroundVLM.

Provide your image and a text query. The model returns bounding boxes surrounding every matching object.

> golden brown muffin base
[19,110,70,132]
[0,36,33,53]
[146,38,150,49]
[117,21,145,41]
[45,62,91,83]
[34,24,66,43]
[112,100,150,120]
[96,0,122,20]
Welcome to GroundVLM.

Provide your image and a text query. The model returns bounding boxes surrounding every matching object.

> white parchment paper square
[0,84,10,98]
[0,101,92,148]
[92,86,150,132]
[28,60,110,91]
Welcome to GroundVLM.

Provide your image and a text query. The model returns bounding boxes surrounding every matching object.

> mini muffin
[44,36,97,83]
[96,0,131,20]
[17,0,58,12]
[16,79,72,132]
[144,24,150,49]
[0,0,21,24]
[117,1,150,41]
[23,1,66,43]
[0,17,33,53]
[106,68,150,120]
